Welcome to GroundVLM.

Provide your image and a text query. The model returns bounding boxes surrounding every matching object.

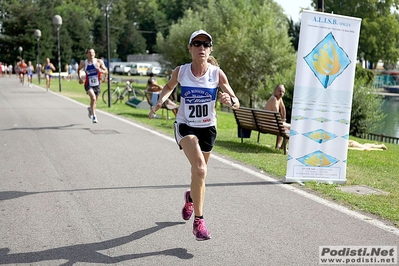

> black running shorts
[174,122,217,152]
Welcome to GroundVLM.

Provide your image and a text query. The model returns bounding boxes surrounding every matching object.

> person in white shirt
[148,30,240,241]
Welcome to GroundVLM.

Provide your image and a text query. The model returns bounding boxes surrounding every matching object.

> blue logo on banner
[304,32,351,88]
[297,150,339,167]
[303,129,337,144]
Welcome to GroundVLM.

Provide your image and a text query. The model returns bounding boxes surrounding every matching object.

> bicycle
[102,80,144,104]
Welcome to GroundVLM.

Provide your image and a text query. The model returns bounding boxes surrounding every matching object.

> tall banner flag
[284,11,362,184]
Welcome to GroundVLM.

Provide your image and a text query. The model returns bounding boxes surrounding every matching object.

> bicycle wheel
[102,89,109,104]
[102,89,119,104]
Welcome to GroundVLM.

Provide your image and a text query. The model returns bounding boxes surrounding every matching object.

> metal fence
[361,133,399,145]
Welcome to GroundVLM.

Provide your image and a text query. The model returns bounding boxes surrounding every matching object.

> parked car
[125,64,137,75]
[112,65,122,74]
[147,66,164,76]
[128,63,153,76]
[113,65,131,75]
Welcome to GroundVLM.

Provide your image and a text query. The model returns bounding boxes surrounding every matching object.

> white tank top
[176,63,219,128]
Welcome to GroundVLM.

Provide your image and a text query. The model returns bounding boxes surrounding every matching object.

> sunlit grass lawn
[33,76,399,227]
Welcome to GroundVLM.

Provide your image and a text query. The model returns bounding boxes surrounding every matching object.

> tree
[311,0,399,68]
[0,0,97,67]
[351,77,385,136]
[123,0,210,53]
[117,24,147,61]
[92,1,127,60]
[0,1,47,65]
[55,2,98,63]
[157,0,297,108]
[287,18,301,51]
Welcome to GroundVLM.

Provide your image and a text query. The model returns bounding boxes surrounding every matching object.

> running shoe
[182,190,194,221]
[87,107,93,119]
[92,116,98,123]
[193,218,211,241]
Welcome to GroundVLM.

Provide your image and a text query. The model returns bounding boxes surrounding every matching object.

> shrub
[350,78,385,136]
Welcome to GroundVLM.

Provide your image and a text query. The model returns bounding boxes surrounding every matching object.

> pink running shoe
[193,218,211,241]
[182,190,194,221]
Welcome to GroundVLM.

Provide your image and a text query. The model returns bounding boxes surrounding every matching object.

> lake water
[372,97,399,138]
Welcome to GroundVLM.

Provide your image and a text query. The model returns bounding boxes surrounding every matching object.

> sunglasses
[191,40,212,48]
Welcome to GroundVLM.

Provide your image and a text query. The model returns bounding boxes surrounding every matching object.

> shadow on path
[0,181,281,201]
[2,124,90,132]
[0,222,191,265]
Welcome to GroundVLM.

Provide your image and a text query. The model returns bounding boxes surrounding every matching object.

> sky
[274,0,313,22]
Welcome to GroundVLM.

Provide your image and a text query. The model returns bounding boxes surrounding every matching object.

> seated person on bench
[146,73,179,115]
[264,84,290,149]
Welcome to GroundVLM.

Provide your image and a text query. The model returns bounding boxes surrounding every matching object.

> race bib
[184,95,213,125]
[89,76,99,86]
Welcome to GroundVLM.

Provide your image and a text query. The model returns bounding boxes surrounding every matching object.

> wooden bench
[233,107,290,154]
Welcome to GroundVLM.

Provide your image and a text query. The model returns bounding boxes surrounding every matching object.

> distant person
[42,58,56,91]
[146,73,179,116]
[348,140,387,151]
[3,63,8,77]
[78,48,108,123]
[264,84,291,149]
[64,63,69,80]
[18,60,27,85]
[146,73,162,92]
[68,64,73,81]
[26,61,34,87]
[8,64,13,77]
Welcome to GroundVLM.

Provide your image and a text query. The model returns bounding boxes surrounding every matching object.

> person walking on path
[8,64,13,77]
[26,61,34,87]
[78,48,108,123]
[148,30,240,241]
[18,60,28,85]
[42,58,56,91]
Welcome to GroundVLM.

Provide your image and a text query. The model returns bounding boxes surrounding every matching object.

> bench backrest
[233,107,289,137]
[233,107,258,131]
[253,109,288,137]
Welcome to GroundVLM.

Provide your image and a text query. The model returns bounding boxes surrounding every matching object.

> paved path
[1,77,398,265]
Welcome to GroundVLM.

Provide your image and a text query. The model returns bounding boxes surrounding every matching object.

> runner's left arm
[98,60,108,74]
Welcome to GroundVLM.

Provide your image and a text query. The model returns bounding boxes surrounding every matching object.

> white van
[128,63,153,76]
[148,66,164,76]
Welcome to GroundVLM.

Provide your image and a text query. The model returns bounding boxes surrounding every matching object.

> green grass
[35,77,399,227]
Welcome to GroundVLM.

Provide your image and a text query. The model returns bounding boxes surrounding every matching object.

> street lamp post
[18,46,23,60]
[34,29,42,84]
[317,0,324,12]
[106,0,114,108]
[53,15,62,92]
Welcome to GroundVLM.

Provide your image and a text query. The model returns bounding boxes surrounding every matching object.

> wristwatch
[229,97,236,108]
